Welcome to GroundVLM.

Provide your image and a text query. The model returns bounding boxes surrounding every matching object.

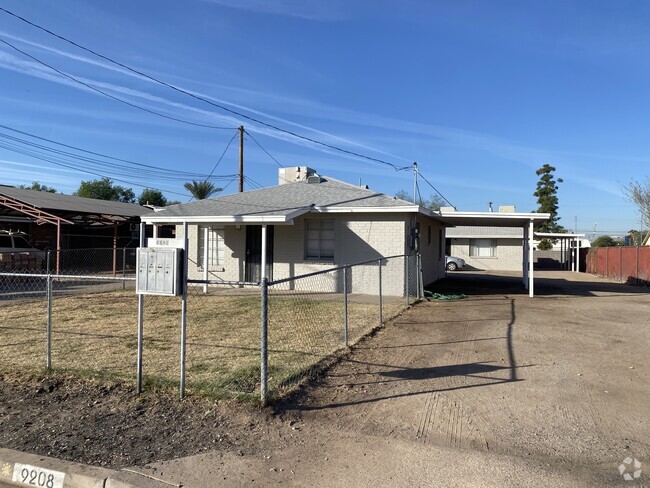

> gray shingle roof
[145,177,418,222]
[445,226,524,238]
[0,185,151,218]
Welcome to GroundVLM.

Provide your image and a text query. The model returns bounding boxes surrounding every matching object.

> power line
[417,171,455,209]
[0,7,411,171]
[0,124,231,180]
[0,37,238,131]
[243,175,265,190]
[207,132,238,180]
[244,129,283,168]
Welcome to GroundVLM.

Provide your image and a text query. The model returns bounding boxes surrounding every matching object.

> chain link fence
[0,248,137,378]
[262,254,419,402]
[1,249,421,403]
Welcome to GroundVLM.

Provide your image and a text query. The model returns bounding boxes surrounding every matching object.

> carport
[439,210,550,297]
[534,232,585,272]
[0,186,149,273]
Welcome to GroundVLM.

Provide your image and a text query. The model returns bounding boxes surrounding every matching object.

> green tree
[18,181,57,193]
[533,164,565,250]
[627,229,649,246]
[395,190,445,211]
[74,177,135,203]
[184,180,221,200]
[138,188,167,206]
[591,235,618,247]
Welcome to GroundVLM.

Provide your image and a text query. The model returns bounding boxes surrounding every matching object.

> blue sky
[0,0,648,236]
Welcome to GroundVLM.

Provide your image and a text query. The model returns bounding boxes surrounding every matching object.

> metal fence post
[417,252,424,299]
[122,247,127,290]
[180,224,189,399]
[415,254,420,300]
[46,273,52,370]
[405,255,410,306]
[378,259,383,326]
[343,266,349,347]
[136,224,145,394]
[260,277,269,406]
[637,245,640,285]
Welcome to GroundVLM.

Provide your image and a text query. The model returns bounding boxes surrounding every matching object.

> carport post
[112,222,118,276]
[528,220,534,297]
[203,226,209,294]
[261,225,267,280]
[523,225,529,288]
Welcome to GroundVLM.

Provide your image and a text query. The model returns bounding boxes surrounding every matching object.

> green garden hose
[424,290,467,300]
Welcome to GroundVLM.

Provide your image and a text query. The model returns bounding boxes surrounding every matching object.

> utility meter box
[136,247,183,296]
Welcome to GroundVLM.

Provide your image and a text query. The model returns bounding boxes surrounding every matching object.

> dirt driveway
[2,271,649,487]
[265,270,649,486]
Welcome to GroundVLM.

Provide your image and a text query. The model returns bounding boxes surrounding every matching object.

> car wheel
[447,262,458,271]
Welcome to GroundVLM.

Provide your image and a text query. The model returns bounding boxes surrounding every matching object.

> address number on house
[11,463,65,488]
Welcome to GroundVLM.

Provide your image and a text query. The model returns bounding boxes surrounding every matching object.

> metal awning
[534,232,585,272]
[439,211,551,297]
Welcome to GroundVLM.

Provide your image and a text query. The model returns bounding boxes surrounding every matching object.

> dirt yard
[0,286,402,398]
[1,271,648,486]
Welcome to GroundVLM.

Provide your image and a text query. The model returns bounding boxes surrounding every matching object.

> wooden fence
[586,246,650,285]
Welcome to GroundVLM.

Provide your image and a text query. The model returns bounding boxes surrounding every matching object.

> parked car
[0,230,45,272]
[445,255,465,271]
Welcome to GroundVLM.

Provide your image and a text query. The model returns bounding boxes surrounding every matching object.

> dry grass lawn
[0,286,405,399]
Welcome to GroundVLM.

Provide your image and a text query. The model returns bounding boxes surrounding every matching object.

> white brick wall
[179,212,445,296]
[449,238,523,271]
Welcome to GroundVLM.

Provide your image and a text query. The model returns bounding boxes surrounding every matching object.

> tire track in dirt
[415,300,492,452]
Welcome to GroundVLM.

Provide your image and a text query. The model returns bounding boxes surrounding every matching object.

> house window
[305,219,335,260]
[198,226,225,267]
[470,238,496,257]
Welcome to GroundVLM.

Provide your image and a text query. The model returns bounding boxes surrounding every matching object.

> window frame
[469,238,497,257]
[197,226,225,268]
[305,219,335,261]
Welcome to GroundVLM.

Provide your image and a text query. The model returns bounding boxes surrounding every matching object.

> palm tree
[183,180,222,200]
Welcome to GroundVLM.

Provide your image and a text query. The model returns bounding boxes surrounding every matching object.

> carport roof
[0,185,151,224]
[439,210,550,228]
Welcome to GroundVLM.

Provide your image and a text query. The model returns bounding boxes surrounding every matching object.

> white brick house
[446,226,524,271]
[142,170,446,296]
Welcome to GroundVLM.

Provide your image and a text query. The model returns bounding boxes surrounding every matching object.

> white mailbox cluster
[136,242,184,296]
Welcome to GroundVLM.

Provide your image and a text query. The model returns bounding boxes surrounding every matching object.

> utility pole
[238,125,244,193]
[412,162,418,204]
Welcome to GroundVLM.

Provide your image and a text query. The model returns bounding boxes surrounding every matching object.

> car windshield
[13,237,33,249]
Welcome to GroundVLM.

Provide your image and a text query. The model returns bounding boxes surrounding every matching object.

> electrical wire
[0,123,236,178]
[417,171,455,209]
[0,132,215,181]
[244,129,283,168]
[0,37,238,131]
[0,7,411,171]
[207,132,238,180]
[243,175,265,190]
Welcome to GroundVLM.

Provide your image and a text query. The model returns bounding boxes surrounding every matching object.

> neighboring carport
[534,232,585,272]
[0,185,150,273]
[439,210,550,297]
